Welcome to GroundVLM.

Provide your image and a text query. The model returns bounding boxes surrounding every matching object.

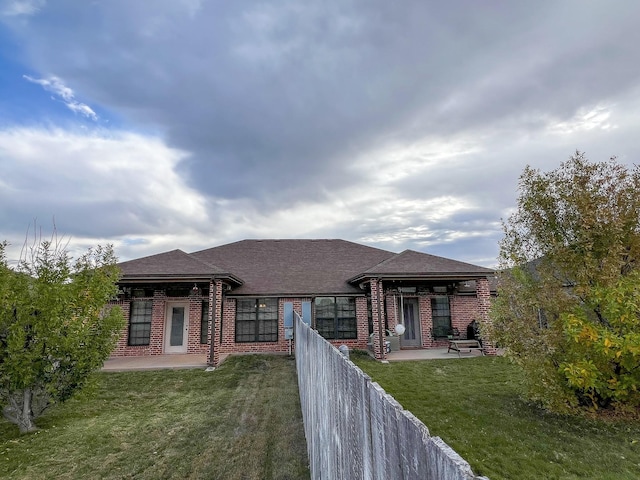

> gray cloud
[2,1,640,266]
[12,3,637,194]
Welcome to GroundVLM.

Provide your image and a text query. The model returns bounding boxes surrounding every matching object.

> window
[315,297,357,340]
[200,301,209,344]
[431,296,451,337]
[128,300,152,346]
[235,298,278,342]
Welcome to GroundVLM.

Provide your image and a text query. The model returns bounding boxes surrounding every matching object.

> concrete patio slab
[101,347,490,371]
[102,354,208,372]
[385,347,484,361]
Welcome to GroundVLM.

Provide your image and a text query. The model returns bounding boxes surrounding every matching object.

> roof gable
[118,249,226,279]
[354,249,494,279]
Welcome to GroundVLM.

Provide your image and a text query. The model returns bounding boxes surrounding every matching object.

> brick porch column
[209,279,224,366]
[477,277,497,355]
[370,278,387,361]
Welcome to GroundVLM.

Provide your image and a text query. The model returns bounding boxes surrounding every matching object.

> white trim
[165,301,189,353]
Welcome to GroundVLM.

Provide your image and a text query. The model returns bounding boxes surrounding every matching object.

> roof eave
[226,290,366,298]
[348,272,495,283]
[118,273,244,286]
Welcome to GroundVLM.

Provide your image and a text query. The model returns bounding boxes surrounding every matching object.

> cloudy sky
[1,1,639,268]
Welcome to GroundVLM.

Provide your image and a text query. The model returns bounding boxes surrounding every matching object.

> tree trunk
[2,388,39,433]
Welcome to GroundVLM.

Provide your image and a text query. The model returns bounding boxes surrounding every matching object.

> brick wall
[476,277,497,355]
[382,289,492,349]
[219,297,292,357]
[110,299,133,357]
[451,296,482,338]
[369,279,386,360]
[217,296,370,362]
[111,282,494,361]
[352,296,370,350]
[210,280,222,365]
[419,295,434,348]
[110,290,209,358]
[187,295,208,354]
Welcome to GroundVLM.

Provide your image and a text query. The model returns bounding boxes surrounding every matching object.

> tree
[0,232,124,432]
[492,152,640,413]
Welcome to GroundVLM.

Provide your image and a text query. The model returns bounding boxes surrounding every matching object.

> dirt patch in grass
[0,355,310,480]
[352,352,640,480]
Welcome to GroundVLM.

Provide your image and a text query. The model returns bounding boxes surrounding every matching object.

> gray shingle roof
[351,249,494,280]
[190,239,394,295]
[118,249,232,280]
[119,240,495,295]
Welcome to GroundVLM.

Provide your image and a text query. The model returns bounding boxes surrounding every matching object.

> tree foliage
[0,234,124,432]
[492,152,640,413]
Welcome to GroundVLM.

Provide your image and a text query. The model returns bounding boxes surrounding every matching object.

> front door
[399,298,421,348]
[165,302,189,353]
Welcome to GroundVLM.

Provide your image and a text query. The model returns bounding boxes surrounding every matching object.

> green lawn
[352,353,640,480]
[0,355,310,480]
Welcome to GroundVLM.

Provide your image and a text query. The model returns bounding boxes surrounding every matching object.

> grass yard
[352,353,640,480]
[0,355,310,480]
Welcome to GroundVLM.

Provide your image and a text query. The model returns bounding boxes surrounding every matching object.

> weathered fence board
[295,315,488,480]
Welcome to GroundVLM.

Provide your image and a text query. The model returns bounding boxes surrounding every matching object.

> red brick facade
[111,281,494,364]
[383,293,485,347]
[111,289,209,358]
[113,239,496,364]
[370,279,386,360]
[476,277,496,355]
[381,280,493,352]
[215,296,371,363]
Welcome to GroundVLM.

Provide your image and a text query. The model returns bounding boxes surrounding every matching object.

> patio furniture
[467,320,481,340]
[447,339,484,357]
[367,332,394,353]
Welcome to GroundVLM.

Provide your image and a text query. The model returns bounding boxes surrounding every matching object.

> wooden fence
[294,315,488,480]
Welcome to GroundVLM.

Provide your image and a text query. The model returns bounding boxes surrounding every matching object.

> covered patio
[385,347,485,361]
[102,354,208,372]
[101,346,490,371]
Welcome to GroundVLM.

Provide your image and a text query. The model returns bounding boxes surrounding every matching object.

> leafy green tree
[0,235,124,432]
[492,152,640,412]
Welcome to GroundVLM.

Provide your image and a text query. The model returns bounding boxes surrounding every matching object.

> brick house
[110,239,495,365]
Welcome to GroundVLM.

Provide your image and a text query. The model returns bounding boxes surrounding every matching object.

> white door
[165,302,189,353]
[399,298,421,348]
